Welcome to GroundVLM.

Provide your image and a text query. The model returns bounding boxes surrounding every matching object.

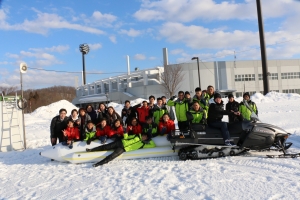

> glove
[160,127,167,135]
[170,96,176,101]
[99,136,107,144]
[86,139,92,145]
[201,118,207,124]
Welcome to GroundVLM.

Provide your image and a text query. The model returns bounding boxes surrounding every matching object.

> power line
[27,67,128,74]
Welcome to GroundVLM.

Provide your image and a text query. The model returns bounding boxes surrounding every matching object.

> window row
[235,72,300,82]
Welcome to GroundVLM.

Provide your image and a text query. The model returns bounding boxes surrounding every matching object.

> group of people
[49,85,258,166]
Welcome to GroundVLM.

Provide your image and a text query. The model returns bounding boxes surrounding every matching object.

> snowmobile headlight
[284,135,289,139]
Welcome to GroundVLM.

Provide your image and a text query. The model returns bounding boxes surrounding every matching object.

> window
[236,92,243,97]
[235,74,255,82]
[97,85,101,93]
[258,73,278,80]
[282,89,300,93]
[281,72,300,79]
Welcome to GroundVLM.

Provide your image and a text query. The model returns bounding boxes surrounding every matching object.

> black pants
[208,121,230,142]
[91,140,125,167]
[50,136,63,146]
[178,121,189,132]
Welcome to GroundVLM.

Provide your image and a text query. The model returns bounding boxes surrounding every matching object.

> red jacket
[108,125,124,138]
[127,124,142,135]
[159,120,175,134]
[136,106,150,124]
[96,125,112,137]
[64,127,80,141]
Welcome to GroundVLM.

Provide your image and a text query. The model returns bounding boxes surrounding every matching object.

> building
[72,48,300,107]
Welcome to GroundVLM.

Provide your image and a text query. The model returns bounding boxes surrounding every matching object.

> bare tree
[0,86,18,95]
[160,65,184,97]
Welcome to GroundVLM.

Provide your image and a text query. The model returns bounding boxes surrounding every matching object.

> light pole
[79,44,90,85]
[19,62,28,149]
[191,57,201,88]
[256,0,269,95]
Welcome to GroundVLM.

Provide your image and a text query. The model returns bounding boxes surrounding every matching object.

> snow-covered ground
[1,93,300,199]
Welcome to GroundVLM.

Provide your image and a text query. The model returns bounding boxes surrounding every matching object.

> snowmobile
[169,116,298,160]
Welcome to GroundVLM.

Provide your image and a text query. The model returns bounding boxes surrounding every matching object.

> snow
[1,92,300,199]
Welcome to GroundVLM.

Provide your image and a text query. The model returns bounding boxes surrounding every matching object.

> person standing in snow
[78,108,91,140]
[50,108,68,146]
[148,95,156,110]
[204,85,215,106]
[121,100,135,126]
[239,92,258,121]
[167,91,190,132]
[97,103,108,124]
[86,104,97,125]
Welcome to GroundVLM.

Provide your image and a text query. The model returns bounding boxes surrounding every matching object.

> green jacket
[192,95,208,111]
[122,133,156,152]
[204,93,214,106]
[239,100,258,120]
[167,99,189,122]
[142,122,158,136]
[187,109,207,124]
[83,127,96,141]
[151,105,168,124]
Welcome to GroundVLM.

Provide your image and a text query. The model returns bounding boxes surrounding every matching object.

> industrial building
[72,48,300,107]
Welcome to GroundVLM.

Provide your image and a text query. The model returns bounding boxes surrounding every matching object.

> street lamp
[191,57,201,88]
[79,44,90,85]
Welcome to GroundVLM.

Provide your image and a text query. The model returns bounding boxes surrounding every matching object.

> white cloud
[0,61,10,65]
[119,28,142,37]
[149,56,157,60]
[0,9,105,35]
[92,11,117,23]
[88,43,102,50]
[134,54,146,60]
[134,0,300,22]
[170,49,184,55]
[109,35,117,44]
[5,46,67,68]
[0,69,77,89]
[29,45,69,53]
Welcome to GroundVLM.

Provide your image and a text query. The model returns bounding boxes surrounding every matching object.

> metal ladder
[0,93,24,152]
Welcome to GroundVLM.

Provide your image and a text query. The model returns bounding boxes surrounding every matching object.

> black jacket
[207,101,232,123]
[97,110,108,124]
[226,100,242,123]
[121,106,136,125]
[50,116,68,140]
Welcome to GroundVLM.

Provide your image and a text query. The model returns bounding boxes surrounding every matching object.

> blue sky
[1,0,300,90]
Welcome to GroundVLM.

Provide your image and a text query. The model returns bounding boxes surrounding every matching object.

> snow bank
[30,100,78,120]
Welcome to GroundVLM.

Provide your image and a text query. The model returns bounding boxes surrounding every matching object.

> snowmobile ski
[266,153,300,159]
